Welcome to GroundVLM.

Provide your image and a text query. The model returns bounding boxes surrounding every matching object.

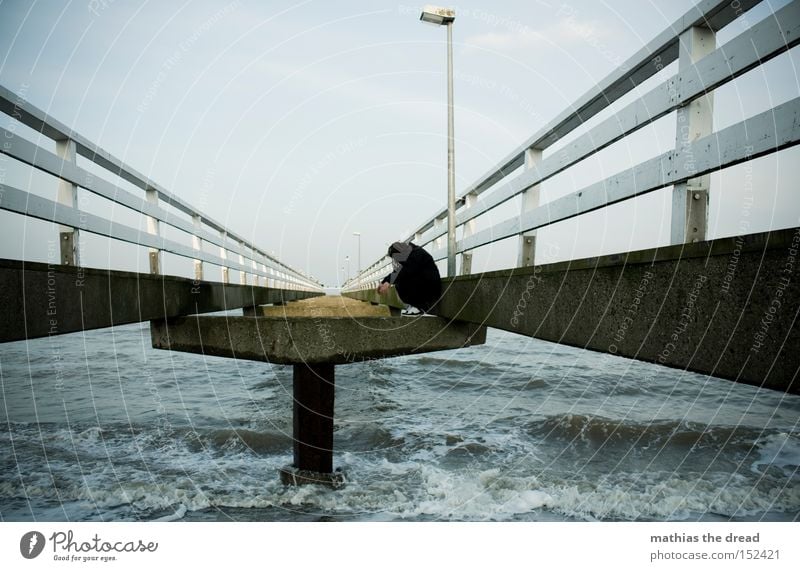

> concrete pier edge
[345,227,800,395]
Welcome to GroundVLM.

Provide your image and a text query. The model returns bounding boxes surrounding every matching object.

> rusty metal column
[280,363,343,486]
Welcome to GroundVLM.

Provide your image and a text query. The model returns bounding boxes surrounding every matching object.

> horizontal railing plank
[428,96,800,258]
[0,184,311,284]
[0,128,311,280]
[0,85,315,286]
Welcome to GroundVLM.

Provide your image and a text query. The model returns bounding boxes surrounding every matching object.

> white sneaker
[401,305,423,316]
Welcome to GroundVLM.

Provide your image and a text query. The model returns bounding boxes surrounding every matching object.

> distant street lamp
[420,5,456,277]
[353,232,362,281]
[345,255,350,282]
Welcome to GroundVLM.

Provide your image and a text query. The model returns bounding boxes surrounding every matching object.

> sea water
[1,321,798,522]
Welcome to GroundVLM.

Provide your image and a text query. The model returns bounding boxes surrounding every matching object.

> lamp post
[420,5,456,277]
[353,232,361,283]
[345,255,350,282]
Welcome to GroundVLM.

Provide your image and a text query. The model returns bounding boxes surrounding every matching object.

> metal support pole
[446,20,456,278]
[292,363,334,473]
[279,363,343,487]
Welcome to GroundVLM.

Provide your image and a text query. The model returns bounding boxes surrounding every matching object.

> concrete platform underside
[151,300,485,365]
[150,297,486,485]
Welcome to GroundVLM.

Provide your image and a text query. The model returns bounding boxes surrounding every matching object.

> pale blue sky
[1,0,798,286]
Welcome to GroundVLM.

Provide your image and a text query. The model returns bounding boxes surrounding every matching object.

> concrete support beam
[0,258,322,342]
[346,227,800,395]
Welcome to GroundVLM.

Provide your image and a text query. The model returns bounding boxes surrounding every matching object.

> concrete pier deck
[150,296,486,486]
[244,294,393,318]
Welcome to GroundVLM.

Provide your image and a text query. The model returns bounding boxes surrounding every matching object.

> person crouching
[376,242,442,316]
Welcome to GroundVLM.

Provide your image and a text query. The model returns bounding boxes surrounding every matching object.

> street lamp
[420,5,456,277]
[353,232,361,281]
[345,255,350,282]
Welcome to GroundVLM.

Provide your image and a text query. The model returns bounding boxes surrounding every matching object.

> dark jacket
[382,242,441,312]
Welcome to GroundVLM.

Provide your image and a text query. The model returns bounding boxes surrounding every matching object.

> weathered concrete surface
[245,295,391,318]
[150,306,486,365]
[0,258,322,343]
[345,227,800,394]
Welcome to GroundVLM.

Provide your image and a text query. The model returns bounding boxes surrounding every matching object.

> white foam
[544,471,800,520]
[751,433,800,477]
[152,503,188,522]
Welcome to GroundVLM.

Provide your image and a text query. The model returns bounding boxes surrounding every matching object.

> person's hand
[377,282,390,295]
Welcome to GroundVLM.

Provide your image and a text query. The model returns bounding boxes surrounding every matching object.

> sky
[0,0,798,287]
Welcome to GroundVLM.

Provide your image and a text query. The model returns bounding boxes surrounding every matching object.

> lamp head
[420,5,455,25]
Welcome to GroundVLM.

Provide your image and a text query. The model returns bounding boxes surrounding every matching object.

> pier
[1,0,798,489]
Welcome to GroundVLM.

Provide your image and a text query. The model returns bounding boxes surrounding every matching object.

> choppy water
[1,318,798,522]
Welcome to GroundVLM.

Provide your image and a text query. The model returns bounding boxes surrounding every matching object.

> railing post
[517,147,542,267]
[460,192,477,275]
[145,187,161,274]
[220,231,229,284]
[192,215,204,281]
[671,25,715,245]
[56,138,80,267]
[433,214,447,255]
[239,241,248,285]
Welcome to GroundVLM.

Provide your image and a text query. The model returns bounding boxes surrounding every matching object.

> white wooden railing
[0,85,321,292]
[344,0,800,291]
